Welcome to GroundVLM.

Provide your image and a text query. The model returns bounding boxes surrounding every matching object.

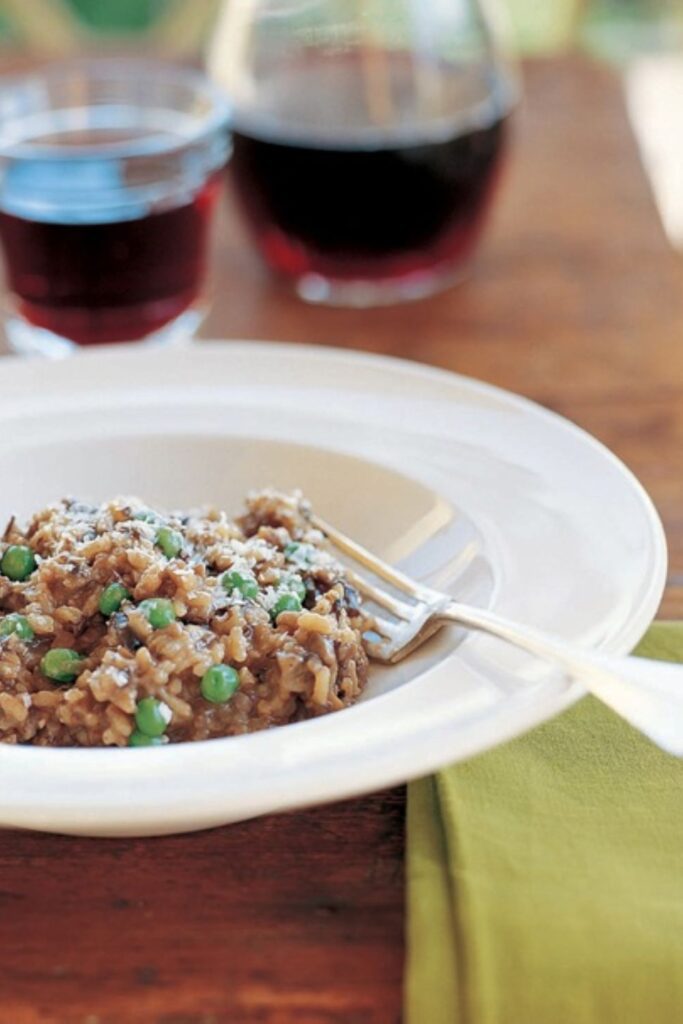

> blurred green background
[0,0,680,61]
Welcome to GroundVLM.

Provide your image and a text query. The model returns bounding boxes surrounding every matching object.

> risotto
[0,491,370,747]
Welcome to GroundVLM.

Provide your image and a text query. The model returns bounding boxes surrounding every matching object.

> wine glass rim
[0,59,231,162]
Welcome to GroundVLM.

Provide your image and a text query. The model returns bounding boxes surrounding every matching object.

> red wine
[0,176,220,346]
[228,55,510,289]
[231,121,506,282]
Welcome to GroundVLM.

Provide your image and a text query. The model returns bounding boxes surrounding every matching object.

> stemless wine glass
[209,0,517,307]
[0,62,230,357]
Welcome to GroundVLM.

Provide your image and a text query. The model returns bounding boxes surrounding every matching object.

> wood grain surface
[0,55,682,1024]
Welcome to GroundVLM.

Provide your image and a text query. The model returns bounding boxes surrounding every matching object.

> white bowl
[0,342,666,836]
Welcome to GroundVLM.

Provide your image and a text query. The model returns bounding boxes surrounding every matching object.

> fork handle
[444,602,683,756]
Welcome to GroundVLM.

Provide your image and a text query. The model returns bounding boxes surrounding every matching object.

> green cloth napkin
[406,622,683,1024]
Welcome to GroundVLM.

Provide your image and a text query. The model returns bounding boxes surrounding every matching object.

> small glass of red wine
[0,62,230,356]
[209,0,517,307]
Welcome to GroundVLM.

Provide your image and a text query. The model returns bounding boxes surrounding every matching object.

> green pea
[138,598,176,630]
[284,542,314,566]
[0,613,34,641]
[41,647,83,684]
[133,510,160,524]
[284,575,307,602]
[272,593,302,620]
[1,545,36,582]
[128,730,166,747]
[221,569,258,599]
[134,696,171,738]
[99,582,130,617]
[155,526,183,559]
[200,664,239,704]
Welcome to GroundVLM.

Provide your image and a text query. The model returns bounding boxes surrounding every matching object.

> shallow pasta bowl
[0,341,666,836]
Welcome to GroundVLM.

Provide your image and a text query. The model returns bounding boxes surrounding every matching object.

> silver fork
[312,515,683,757]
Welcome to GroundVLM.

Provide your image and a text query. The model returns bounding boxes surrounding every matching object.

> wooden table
[2,55,683,1024]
